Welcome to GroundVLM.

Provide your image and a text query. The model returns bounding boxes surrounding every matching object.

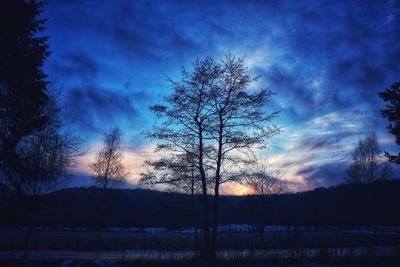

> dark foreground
[2,227,400,250]
[1,247,400,267]
[1,255,400,266]
[1,227,400,266]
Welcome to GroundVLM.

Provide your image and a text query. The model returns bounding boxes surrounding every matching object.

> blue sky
[43,0,400,193]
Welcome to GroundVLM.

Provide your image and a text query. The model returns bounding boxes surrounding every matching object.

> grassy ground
[1,228,400,251]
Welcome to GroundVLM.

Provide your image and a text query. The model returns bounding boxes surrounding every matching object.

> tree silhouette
[378,81,400,164]
[90,128,128,189]
[1,88,83,249]
[14,89,83,196]
[146,55,280,259]
[140,147,202,250]
[0,0,50,190]
[90,127,128,248]
[346,132,391,183]
[146,58,218,258]
[208,55,280,254]
[241,156,287,247]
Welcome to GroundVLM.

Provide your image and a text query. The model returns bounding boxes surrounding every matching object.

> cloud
[296,160,348,189]
[301,139,341,152]
[42,0,400,191]
[280,154,316,169]
[46,0,209,65]
[50,52,98,83]
[384,0,400,24]
[265,108,386,189]
[67,87,140,133]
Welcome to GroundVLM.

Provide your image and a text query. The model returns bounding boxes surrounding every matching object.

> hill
[1,180,400,228]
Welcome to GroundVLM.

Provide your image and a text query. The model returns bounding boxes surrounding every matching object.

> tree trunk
[25,195,37,250]
[211,116,224,259]
[96,187,107,250]
[191,190,200,251]
[211,185,219,258]
[198,127,211,259]
[200,175,210,258]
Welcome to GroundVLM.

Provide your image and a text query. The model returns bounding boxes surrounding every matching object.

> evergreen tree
[379,81,400,164]
[0,0,50,190]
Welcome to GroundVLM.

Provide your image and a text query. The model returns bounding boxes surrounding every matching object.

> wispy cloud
[263,106,399,190]
[43,0,400,191]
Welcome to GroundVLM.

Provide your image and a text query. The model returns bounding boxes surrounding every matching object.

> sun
[226,182,254,196]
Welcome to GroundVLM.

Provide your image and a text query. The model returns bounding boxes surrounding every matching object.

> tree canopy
[142,55,280,258]
[379,81,400,164]
[0,0,50,192]
[346,132,391,183]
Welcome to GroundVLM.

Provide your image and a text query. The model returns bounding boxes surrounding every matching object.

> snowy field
[1,225,400,251]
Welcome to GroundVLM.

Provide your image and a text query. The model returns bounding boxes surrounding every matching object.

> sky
[42,0,400,194]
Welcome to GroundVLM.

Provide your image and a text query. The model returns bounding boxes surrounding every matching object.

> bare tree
[89,127,128,248]
[145,55,280,259]
[242,159,287,196]
[241,156,287,247]
[90,128,128,189]
[145,58,219,258]
[2,88,83,248]
[140,148,202,250]
[5,89,83,196]
[168,166,202,251]
[346,132,392,183]
[208,55,280,253]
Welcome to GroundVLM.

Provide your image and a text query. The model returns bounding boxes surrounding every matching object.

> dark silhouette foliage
[379,81,400,164]
[241,157,287,247]
[2,180,400,228]
[0,0,50,191]
[13,90,84,196]
[346,132,391,183]
[146,55,280,258]
[90,127,128,189]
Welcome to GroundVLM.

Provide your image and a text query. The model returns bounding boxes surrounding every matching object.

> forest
[2,180,400,228]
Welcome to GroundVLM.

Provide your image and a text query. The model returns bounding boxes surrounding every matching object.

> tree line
[2,180,400,229]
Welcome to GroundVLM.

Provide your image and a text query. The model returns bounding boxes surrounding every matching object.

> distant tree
[346,132,392,183]
[140,147,202,250]
[241,156,287,247]
[146,55,280,259]
[90,128,128,190]
[90,127,128,248]
[1,88,83,248]
[13,89,84,196]
[378,81,400,164]
[0,0,50,188]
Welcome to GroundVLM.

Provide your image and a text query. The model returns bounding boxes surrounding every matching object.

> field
[1,226,400,251]
[1,226,400,266]
[1,249,400,266]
